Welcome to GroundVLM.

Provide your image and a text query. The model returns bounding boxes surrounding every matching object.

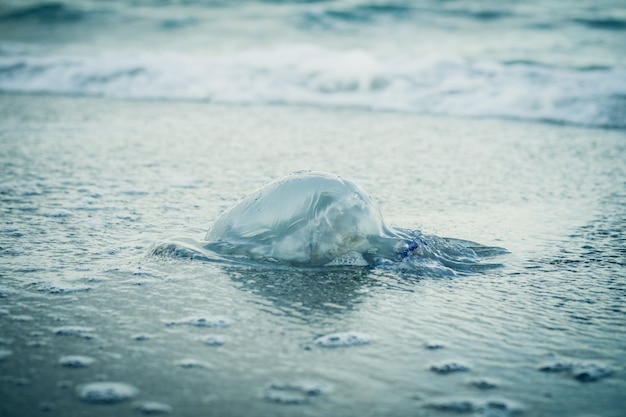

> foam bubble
[424,342,445,350]
[539,361,613,382]
[0,288,15,298]
[313,331,372,348]
[539,362,572,373]
[11,314,33,321]
[59,355,96,368]
[425,398,522,416]
[27,339,48,348]
[425,399,475,412]
[1,376,30,386]
[41,209,74,218]
[134,401,173,414]
[0,349,12,361]
[470,378,498,389]
[325,251,368,266]
[571,364,613,382]
[52,326,95,338]
[57,380,73,389]
[175,359,212,369]
[264,381,330,405]
[39,402,56,412]
[201,335,226,346]
[430,361,470,374]
[77,382,138,404]
[37,283,91,294]
[163,316,233,328]
[480,399,523,417]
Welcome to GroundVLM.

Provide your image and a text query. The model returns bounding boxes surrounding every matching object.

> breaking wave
[1,46,624,128]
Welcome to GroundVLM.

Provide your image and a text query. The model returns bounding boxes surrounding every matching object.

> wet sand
[1,93,625,417]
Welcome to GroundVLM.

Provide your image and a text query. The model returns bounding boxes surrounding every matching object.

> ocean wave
[299,3,513,29]
[0,2,97,23]
[1,46,625,128]
[573,17,626,31]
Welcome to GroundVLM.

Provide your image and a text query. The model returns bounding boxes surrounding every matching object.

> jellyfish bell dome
[205,171,398,265]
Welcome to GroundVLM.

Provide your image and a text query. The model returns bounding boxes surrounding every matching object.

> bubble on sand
[175,359,212,369]
[539,361,613,382]
[0,226,24,238]
[52,326,95,338]
[264,381,330,405]
[11,314,33,321]
[539,362,572,373]
[0,349,12,361]
[470,378,498,389]
[59,355,96,368]
[0,288,15,298]
[134,401,173,415]
[41,209,74,218]
[430,361,470,374]
[1,375,30,386]
[571,364,613,382]
[77,382,138,404]
[201,335,226,346]
[425,399,476,413]
[480,400,522,417]
[425,398,522,416]
[57,380,73,389]
[163,316,233,328]
[27,340,48,348]
[313,331,372,348]
[39,402,56,412]
[0,246,24,256]
[38,283,92,294]
[18,203,39,211]
[325,251,369,266]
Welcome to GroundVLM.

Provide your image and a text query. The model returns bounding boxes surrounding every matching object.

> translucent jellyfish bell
[204,171,399,265]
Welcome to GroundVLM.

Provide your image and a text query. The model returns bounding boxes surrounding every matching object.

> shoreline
[2,91,625,262]
[1,91,623,133]
[1,90,625,417]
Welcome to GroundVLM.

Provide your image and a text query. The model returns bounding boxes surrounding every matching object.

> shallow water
[1,94,625,416]
[155,170,507,271]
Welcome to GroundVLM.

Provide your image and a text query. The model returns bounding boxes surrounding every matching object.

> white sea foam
[59,355,96,368]
[77,382,138,404]
[313,331,373,348]
[1,46,624,128]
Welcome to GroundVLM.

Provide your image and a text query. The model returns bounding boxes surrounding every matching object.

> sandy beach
[1,93,625,416]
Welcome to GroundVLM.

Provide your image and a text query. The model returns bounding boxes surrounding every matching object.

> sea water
[0,0,625,128]
[1,94,624,416]
[1,1,626,416]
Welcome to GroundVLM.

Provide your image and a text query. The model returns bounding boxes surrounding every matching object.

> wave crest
[1,46,624,128]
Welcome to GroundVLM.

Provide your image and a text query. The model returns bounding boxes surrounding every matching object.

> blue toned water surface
[0,1,625,417]
[0,0,625,128]
[1,94,625,416]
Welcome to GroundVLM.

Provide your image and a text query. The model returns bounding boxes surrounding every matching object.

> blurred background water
[1,1,626,417]
[0,0,625,127]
